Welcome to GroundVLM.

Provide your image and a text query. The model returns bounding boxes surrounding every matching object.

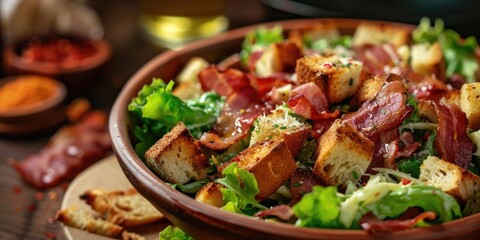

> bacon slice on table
[12,111,112,189]
[359,211,437,232]
[343,74,413,138]
[434,102,473,169]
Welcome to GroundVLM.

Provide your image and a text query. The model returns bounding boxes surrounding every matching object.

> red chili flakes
[401,179,412,185]
[35,192,45,201]
[44,232,57,239]
[48,191,58,202]
[26,203,37,212]
[13,186,23,194]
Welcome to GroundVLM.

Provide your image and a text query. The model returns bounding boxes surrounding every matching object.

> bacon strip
[354,44,402,75]
[434,102,473,169]
[359,211,437,232]
[343,74,413,138]
[254,205,294,221]
[287,82,340,120]
[289,169,323,205]
[198,66,251,97]
[12,111,112,189]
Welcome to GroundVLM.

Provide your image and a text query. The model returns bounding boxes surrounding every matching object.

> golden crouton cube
[313,119,374,188]
[231,138,297,200]
[255,41,302,77]
[354,74,386,104]
[145,122,209,185]
[352,22,411,48]
[296,55,363,104]
[410,42,445,81]
[195,182,225,208]
[420,156,480,203]
[460,83,480,130]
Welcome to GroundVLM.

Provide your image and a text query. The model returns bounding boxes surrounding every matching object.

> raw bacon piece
[434,102,473,169]
[12,111,112,189]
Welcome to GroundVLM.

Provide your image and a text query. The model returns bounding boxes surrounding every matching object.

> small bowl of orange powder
[0,75,66,135]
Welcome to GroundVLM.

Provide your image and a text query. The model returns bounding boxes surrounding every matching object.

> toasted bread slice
[145,122,209,185]
[229,138,297,200]
[419,156,480,203]
[250,107,311,157]
[296,55,363,104]
[313,119,374,188]
[352,22,411,48]
[460,83,480,130]
[80,188,163,228]
[195,182,225,208]
[56,206,126,239]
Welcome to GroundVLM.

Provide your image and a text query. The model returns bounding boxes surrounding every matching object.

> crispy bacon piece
[409,75,449,102]
[254,205,294,221]
[12,111,112,189]
[434,102,473,169]
[289,169,323,205]
[359,211,437,232]
[354,44,402,75]
[396,131,420,159]
[287,82,340,120]
[343,74,413,138]
[199,88,272,150]
[198,66,251,96]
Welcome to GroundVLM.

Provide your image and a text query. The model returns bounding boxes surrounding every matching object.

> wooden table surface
[0,0,267,239]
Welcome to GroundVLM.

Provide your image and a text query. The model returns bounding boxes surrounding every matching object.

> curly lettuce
[128,78,224,157]
[413,18,479,82]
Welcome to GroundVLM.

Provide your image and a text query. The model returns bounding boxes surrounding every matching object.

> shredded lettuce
[413,18,479,82]
[128,79,224,157]
[293,186,344,228]
[240,26,284,65]
[215,163,267,215]
[159,226,192,240]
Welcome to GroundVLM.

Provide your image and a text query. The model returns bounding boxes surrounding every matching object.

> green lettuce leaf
[240,26,284,65]
[128,78,224,157]
[361,185,462,223]
[159,226,192,240]
[413,18,479,82]
[292,186,343,228]
[215,162,267,215]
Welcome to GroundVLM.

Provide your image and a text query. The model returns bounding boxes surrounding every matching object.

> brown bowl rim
[109,18,480,239]
[4,38,111,75]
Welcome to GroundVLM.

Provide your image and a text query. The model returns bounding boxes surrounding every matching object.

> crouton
[352,22,411,48]
[145,122,209,185]
[250,107,311,157]
[460,83,480,130]
[417,100,438,123]
[296,55,363,104]
[419,156,480,203]
[173,57,209,100]
[354,74,386,104]
[80,188,163,227]
[410,42,445,81]
[313,119,374,188]
[229,138,297,200]
[195,182,225,208]
[443,90,460,107]
[255,41,302,77]
[56,206,125,238]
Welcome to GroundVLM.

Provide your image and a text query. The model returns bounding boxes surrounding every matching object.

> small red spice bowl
[109,18,480,239]
[3,35,110,98]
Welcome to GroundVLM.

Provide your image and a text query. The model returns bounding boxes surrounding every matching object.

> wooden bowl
[109,18,480,239]
[3,36,111,98]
